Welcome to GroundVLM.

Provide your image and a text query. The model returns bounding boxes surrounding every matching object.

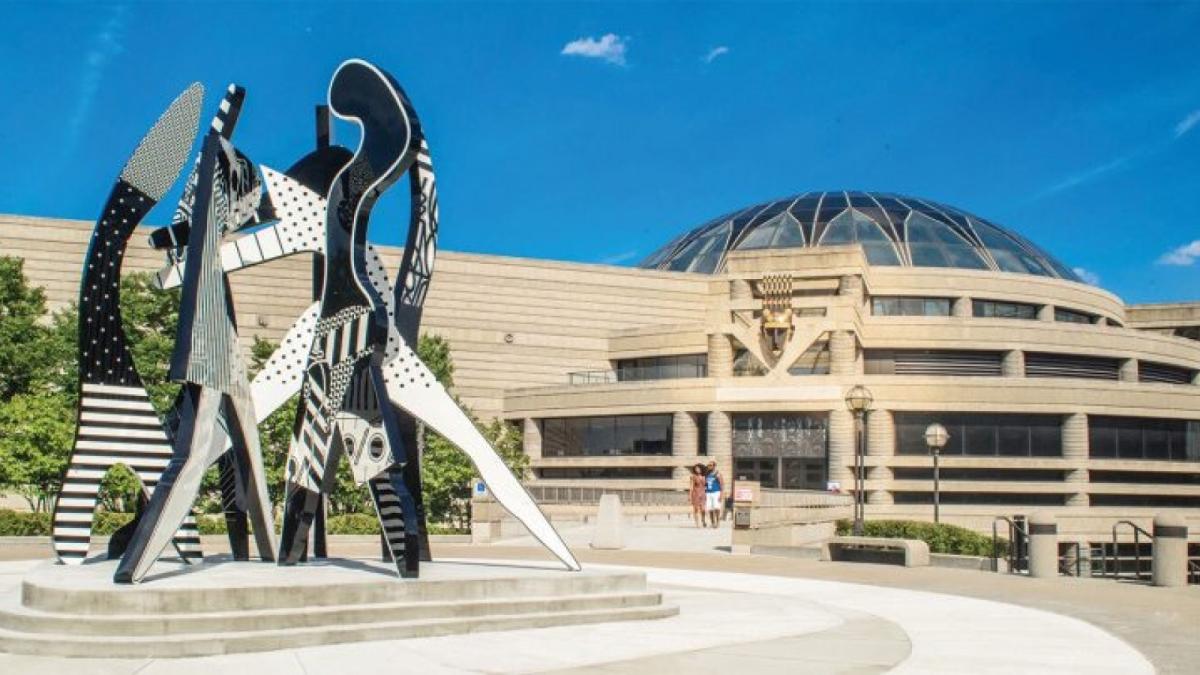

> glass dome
[639,191,1078,281]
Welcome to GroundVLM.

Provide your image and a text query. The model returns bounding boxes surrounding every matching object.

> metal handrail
[992,516,1027,574]
[1110,520,1153,582]
[1189,560,1200,585]
[1059,540,1083,577]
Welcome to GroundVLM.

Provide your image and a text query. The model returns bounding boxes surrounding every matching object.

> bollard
[590,494,624,550]
[1027,511,1058,579]
[1152,513,1188,588]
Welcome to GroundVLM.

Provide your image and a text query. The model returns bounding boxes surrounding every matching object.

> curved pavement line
[626,566,1155,675]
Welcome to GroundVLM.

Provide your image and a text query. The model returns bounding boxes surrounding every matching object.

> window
[1088,416,1200,462]
[973,299,1039,319]
[732,413,827,460]
[615,354,707,382]
[905,211,989,270]
[1054,307,1095,324]
[541,415,673,457]
[871,296,952,317]
[895,412,1063,457]
[820,209,902,265]
[1139,361,1195,385]
[788,338,831,375]
[864,350,1004,376]
[1025,353,1120,380]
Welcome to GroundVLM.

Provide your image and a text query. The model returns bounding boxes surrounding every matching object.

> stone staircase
[0,559,677,658]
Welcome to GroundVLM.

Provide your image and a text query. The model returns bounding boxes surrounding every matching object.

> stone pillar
[829,330,859,376]
[952,296,972,318]
[838,275,863,301]
[1002,350,1024,377]
[522,418,542,462]
[1027,511,1059,579]
[1119,359,1138,382]
[708,333,734,378]
[1062,413,1088,507]
[1038,304,1055,322]
[1152,513,1189,587]
[590,494,624,550]
[828,408,854,486]
[867,410,894,505]
[707,411,733,493]
[731,278,754,325]
[672,412,699,480]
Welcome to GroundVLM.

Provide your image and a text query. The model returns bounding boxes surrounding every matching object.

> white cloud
[1158,240,1200,266]
[561,34,628,66]
[67,4,128,146]
[1072,267,1101,285]
[1174,108,1200,139]
[704,46,730,63]
[599,249,639,265]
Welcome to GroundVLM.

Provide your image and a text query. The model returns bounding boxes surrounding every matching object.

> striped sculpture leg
[53,383,202,564]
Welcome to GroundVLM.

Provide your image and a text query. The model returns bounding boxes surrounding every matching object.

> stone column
[672,412,700,480]
[952,296,972,318]
[522,418,542,462]
[1027,511,1059,579]
[867,410,894,505]
[731,278,754,325]
[1119,359,1138,383]
[828,408,854,486]
[838,275,864,301]
[1002,350,1024,377]
[829,330,859,376]
[707,411,734,493]
[708,333,734,378]
[1038,304,1055,322]
[1062,413,1088,507]
[1152,513,1189,587]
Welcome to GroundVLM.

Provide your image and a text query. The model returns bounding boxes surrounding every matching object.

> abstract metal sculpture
[115,86,278,584]
[58,58,579,583]
[51,84,206,565]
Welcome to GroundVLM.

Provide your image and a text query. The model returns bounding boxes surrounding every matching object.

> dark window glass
[871,296,952,316]
[894,412,1062,457]
[542,415,673,457]
[1054,307,1095,324]
[537,467,673,480]
[615,354,707,382]
[973,299,1039,320]
[1089,416,1200,462]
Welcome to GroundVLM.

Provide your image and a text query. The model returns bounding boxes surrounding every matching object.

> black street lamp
[924,422,950,524]
[844,385,873,536]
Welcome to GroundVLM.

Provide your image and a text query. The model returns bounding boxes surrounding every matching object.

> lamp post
[844,385,873,536]
[923,423,950,524]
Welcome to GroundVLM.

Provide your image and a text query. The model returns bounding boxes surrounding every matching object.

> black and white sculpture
[115,86,278,584]
[57,58,579,582]
[51,84,206,565]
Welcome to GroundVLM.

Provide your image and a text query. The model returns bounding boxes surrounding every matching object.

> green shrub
[0,509,50,535]
[91,511,134,535]
[836,519,1009,557]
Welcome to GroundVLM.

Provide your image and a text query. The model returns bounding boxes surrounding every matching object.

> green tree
[0,393,74,511]
[0,257,57,399]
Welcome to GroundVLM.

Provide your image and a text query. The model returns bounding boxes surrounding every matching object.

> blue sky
[2,2,1199,303]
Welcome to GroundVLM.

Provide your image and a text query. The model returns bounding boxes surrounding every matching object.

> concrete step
[0,590,665,636]
[0,603,680,658]
[22,563,648,614]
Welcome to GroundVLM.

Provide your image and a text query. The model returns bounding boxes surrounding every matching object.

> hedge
[836,519,1008,557]
[0,509,466,537]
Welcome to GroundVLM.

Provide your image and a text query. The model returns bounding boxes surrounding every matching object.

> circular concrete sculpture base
[0,558,675,658]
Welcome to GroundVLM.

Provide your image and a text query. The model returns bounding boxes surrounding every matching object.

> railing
[567,364,707,385]
[1103,520,1153,582]
[524,485,688,507]
[992,516,1028,574]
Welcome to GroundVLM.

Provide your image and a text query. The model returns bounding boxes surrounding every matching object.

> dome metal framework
[639,191,1078,281]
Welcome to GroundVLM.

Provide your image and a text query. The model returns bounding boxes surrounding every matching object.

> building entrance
[732,413,828,490]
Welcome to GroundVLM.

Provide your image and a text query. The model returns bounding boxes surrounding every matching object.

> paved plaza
[1,520,1196,674]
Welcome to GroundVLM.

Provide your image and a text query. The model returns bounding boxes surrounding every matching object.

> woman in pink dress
[688,464,707,527]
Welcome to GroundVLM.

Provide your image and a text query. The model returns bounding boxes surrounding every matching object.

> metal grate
[1025,352,1120,380]
[865,349,1003,376]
